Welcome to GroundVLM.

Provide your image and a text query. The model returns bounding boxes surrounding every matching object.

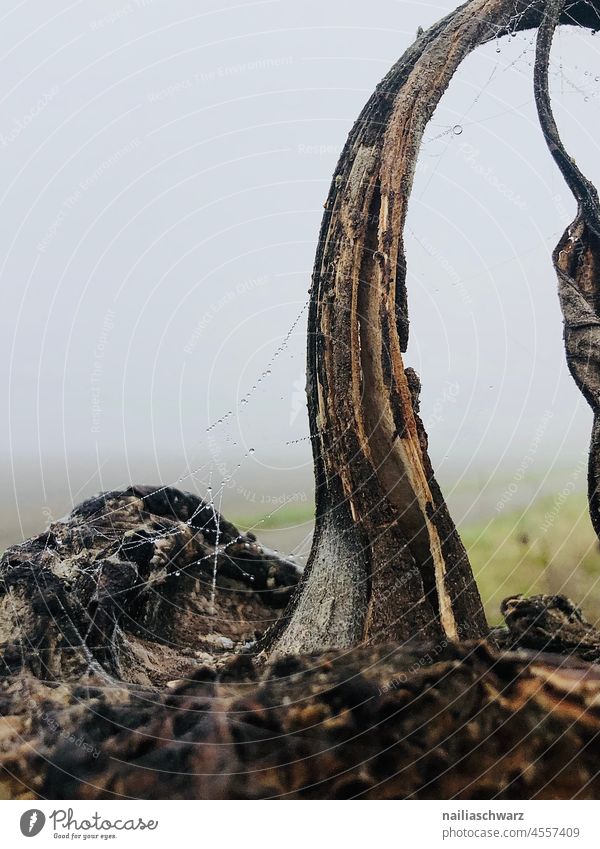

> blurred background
[1,0,599,622]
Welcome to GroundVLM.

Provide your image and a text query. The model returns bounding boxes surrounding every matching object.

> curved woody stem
[266,0,600,656]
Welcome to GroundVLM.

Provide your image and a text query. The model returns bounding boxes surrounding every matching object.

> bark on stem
[267,0,600,656]
[535,0,600,539]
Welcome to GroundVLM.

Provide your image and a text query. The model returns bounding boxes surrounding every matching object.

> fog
[1,0,599,547]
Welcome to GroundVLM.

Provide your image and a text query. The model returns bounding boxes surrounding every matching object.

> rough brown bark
[2,499,600,800]
[2,0,600,801]
[534,0,600,539]
[0,487,300,685]
[267,0,600,656]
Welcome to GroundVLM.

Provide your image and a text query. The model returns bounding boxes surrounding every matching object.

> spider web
[4,8,600,674]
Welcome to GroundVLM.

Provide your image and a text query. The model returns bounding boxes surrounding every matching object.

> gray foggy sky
[1,0,599,534]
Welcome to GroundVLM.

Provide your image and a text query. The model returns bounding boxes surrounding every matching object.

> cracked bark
[3,0,600,801]
[535,0,600,539]
[267,0,600,656]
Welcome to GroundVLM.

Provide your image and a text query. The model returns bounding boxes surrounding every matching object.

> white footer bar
[3,799,599,848]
